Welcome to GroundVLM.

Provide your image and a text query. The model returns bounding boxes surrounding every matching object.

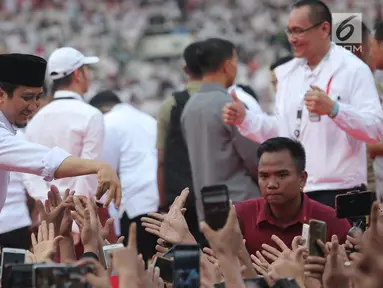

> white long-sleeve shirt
[238,43,383,192]
[0,111,70,212]
[100,103,159,219]
[0,130,31,234]
[23,90,104,201]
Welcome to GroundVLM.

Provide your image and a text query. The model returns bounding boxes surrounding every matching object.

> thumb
[105,217,115,230]
[53,236,64,247]
[310,85,323,92]
[231,90,240,103]
[117,236,125,244]
[200,221,213,239]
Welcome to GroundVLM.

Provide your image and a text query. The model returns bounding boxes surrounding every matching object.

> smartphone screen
[102,244,124,269]
[336,191,375,219]
[173,244,200,288]
[201,185,230,230]
[154,256,174,283]
[1,264,33,288]
[33,264,92,288]
[309,220,327,257]
[1,248,26,279]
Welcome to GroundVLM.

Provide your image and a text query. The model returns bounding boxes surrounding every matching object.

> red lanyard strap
[326,75,333,95]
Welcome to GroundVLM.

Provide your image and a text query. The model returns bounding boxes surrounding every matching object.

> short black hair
[375,20,383,43]
[183,41,203,78]
[51,66,85,94]
[236,84,259,102]
[89,90,121,109]
[292,0,332,33]
[51,73,74,94]
[195,38,236,74]
[0,81,18,98]
[257,137,306,173]
[270,56,294,71]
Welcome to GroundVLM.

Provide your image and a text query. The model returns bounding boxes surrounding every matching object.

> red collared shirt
[235,193,351,256]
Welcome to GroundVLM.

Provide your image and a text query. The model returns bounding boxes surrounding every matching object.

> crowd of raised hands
[16,185,383,288]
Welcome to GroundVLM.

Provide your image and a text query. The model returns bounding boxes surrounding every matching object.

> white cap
[47,47,99,80]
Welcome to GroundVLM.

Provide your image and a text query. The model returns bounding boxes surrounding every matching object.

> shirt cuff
[41,147,71,182]
[236,110,252,136]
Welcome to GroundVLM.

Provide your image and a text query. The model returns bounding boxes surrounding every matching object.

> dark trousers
[184,203,209,248]
[0,226,31,250]
[306,185,367,209]
[120,212,157,264]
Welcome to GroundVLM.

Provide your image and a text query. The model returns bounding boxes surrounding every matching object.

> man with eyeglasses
[222,0,383,208]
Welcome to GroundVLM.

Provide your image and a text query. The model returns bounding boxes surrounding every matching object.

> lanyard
[294,75,334,140]
[52,97,76,101]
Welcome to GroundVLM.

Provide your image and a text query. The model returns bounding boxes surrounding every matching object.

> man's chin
[14,122,27,128]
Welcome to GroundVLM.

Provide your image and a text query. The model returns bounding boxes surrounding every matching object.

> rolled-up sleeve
[332,63,383,144]
[0,126,71,180]
[237,110,279,144]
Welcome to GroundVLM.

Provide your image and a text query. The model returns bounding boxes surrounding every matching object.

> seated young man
[235,137,351,256]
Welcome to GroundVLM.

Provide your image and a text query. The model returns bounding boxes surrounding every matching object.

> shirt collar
[0,110,16,135]
[53,90,84,102]
[198,82,227,94]
[257,193,311,228]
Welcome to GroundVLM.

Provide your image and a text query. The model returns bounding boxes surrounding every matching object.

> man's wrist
[328,101,339,118]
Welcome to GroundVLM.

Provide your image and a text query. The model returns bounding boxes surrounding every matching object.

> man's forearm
[54,157,102,179]
[59,237,77,264]
[368,143,383,156]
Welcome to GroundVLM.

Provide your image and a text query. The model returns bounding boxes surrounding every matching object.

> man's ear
[0,88,6,104]
[299,171,308,189]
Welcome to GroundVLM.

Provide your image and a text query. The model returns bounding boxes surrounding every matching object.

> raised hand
[37,185,75,236]
[222,91,246,125]
[95,163,121,209]
[31,221,63,262]
[141,188,194,244]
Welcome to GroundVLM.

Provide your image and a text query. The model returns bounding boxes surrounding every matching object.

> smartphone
[1,248,26,279]
[301,223,310,248]
[309,219,327,257]
[173,244,200,288]
[102,244,124,269]
[163,245,176,259]
[153,256,174,283]
[201,184,230,230]
[33,263,93,288]
[336,191,375,219]
[1,264,33,288]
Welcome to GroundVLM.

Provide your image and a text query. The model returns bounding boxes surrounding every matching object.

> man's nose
[267,177,279,189]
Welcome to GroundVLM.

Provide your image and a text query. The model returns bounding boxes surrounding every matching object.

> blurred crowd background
[0,0,382,116]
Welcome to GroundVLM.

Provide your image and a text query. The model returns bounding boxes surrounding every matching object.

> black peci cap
[0,53,47,87]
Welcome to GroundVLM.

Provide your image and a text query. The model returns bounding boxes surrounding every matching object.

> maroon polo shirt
[235,193,351,256]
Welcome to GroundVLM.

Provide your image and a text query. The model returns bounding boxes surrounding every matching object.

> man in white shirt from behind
[89,90,159,264]
[222,0,383,208]
[24,47,104,238]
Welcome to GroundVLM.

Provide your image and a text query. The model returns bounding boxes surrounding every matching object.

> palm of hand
[34,241,55,262]
[160,209,188,243]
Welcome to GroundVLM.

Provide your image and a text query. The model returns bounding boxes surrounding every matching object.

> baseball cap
[47,47,99,80]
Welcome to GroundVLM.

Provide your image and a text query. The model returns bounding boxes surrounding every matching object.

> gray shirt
[181,82,261,218]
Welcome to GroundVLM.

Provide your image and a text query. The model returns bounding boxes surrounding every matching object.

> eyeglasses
[286,21,324,37]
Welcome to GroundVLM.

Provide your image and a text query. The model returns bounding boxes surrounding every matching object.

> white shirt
[100,104,159,219]
[228,85,263,114]
[0,130,31,234]
[23,90,104,201]
[0,111,70,212]
[238,43,383,192]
